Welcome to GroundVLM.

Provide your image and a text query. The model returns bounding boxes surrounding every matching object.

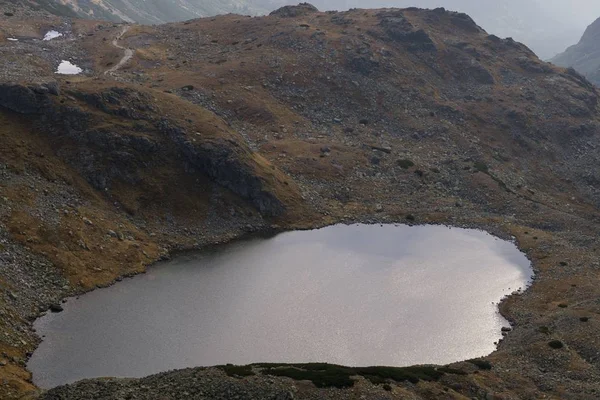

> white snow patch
[7,38,18,42]
[43,31,63,41]
[56,60,82,75]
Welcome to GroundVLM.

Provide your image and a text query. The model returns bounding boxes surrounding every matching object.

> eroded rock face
[376,10,436,53]
[1,84,288,217]
[157,119,285,216]
[0,84,49,114]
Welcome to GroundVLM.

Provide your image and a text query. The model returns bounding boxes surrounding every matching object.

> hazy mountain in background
[0,0,281,23]
[552,17,600,85]
[4,0,600,60]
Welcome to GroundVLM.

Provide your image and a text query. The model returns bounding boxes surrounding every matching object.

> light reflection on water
[29,224,533,388]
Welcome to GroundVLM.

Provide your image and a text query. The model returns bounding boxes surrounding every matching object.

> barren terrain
[1,4,600,399]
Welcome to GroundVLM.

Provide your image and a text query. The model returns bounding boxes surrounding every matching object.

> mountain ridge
[552,16,600,85]
[3,0,599,59]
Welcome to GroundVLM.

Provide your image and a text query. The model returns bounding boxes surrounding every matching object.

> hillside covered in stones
[1,3,600,400]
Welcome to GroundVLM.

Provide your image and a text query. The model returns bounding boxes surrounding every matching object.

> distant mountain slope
[0,0,284,24]
[0,0,76,18]
[552,17,600,85]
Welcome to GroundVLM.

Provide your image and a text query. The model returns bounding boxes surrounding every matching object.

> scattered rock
[270,3,319,18]
[49,304,64,313]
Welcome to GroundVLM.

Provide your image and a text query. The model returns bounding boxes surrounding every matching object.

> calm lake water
[29,224,532,388]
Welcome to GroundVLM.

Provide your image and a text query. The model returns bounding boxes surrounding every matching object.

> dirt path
[105,26,134,75]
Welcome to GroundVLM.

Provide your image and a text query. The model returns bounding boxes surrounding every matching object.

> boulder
[49,304,64,313]
[270,3,318,18]
[0,83,49,114]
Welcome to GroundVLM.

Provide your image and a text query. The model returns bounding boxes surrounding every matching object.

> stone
[44,81,61,96]
[0,83,48,114]
[270,3,318,18]
[49,304,64,313]
[275,391,294,400]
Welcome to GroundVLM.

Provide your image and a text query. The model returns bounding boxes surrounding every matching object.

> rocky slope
[309,0,600,60]
[1,4,600,400]
[6,0,597,60]
[552,16,600,86]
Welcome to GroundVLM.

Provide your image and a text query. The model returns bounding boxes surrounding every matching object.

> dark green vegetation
[467,359,492,370]
[217,364,256,377]
[396,159,415,169]
[252,363,466,388]
[538,326,551,334]
[548,340,564,349]
[473,161,489,174]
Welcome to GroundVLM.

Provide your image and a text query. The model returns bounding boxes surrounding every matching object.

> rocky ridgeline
[553,16,600,86]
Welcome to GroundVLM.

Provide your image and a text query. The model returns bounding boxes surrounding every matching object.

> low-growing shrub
[397,159,415,169]
[217,364,255,377]
[467,359,492,370]
[473,161,489,173]
[256,363,459,388]
[548,340,564,349]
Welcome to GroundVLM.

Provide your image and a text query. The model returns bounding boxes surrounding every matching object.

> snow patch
[56,60,82,75]
[43,31,63,41]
